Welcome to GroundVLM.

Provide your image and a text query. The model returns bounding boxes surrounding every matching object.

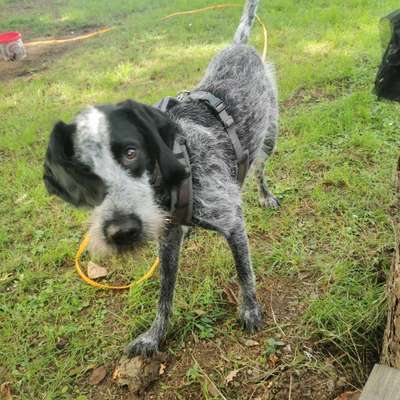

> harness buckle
[224,115,234,128]
[215,102,225,113]
[218,109,234,128]
[177,90,191,102]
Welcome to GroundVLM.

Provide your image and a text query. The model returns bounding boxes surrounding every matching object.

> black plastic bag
[375,9,400,101]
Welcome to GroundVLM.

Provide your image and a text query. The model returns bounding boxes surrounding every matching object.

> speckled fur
[126,0,279,356]
[49,0,279,357]
[73,107,167,254]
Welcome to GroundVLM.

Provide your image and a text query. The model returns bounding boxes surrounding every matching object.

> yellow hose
[25,27,112,47]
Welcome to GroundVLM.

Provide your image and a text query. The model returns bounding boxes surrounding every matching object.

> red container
[0,31,26,61]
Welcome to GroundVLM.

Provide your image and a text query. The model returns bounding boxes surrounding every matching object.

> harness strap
[170,138,193,225]
[152,89,248,226]
[186,91,249,185]
[153,97,193,226]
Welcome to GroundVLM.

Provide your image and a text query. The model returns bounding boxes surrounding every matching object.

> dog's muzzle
[103,213,143,250]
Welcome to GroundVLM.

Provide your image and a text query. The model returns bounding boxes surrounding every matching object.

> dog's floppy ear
[117,99,187,187]
[44,121,106,207]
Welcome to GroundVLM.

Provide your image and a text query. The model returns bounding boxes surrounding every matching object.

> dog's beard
[87,199,167,256]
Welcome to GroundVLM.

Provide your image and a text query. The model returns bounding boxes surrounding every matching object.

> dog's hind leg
[225,213,262,332]
[125,224,183,357]
[255,123,280,209]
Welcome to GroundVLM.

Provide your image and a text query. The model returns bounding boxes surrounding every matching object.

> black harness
[153,91,249,225]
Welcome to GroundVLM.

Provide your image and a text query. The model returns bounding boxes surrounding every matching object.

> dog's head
[44,100,187,254]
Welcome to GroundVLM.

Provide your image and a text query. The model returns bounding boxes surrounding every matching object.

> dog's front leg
[125,224,183,357]
[225,215,263,332]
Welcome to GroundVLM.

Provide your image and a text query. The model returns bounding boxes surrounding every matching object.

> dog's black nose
[103,214,142,248]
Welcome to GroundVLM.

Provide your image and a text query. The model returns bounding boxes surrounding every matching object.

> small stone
[55,337,68,350]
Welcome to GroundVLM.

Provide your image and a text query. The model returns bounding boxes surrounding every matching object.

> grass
[1,0,400,398]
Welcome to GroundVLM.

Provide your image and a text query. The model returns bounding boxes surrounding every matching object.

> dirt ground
[0,27,99,82]
[86,275,362,400]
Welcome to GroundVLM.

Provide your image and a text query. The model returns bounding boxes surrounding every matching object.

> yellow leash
[75,234,160,290]
[75,4,268,290]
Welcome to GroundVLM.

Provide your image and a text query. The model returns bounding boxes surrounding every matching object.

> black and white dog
[43,0,278,356]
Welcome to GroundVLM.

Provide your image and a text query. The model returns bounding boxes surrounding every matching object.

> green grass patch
[1,0,400,397]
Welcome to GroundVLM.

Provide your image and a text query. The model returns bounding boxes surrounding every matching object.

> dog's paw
[259,193,280,209]
[124,333,160,358]
[239,303,263,333]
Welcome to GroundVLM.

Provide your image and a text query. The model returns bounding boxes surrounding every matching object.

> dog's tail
[233,0,259,44]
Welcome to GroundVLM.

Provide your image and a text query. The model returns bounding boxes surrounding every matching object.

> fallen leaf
[89,366,107,385]
[205,379,219,397]
[224,369,239,384]
[159,363,167,376]
[0,382,12,400]
[244,339,259,347]
[223,286,238,305]
[16,194,27,204]
[283,344,292,353]
[69,364,96,378]
[0,273,12,283]
[267,354,280,368]
[335,391,361,400]
[87,262,108,279]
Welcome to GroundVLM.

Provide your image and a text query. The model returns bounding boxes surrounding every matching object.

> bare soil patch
[85,275,356,400]
[0,27,100,82]
[0,43,70,81]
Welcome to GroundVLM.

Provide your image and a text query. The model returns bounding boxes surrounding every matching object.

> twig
[247,364,288,383]
[249,385,258,400]
[223,286,238,305]
[191,355,228,400]
[288,374,292,400]
[270,292,286,337]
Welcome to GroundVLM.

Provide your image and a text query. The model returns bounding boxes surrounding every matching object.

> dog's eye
[125,147,137,161]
